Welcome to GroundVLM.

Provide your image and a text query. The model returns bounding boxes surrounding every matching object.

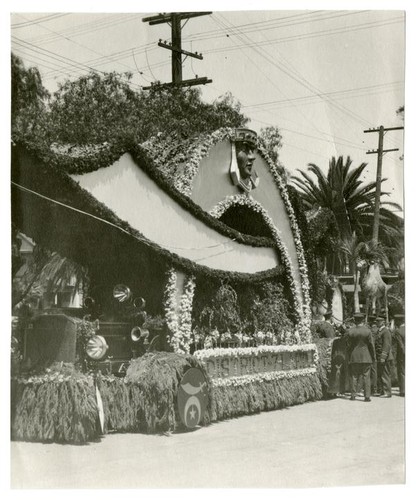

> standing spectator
[314,311,336,339]
[394,314,405,397]
[368,317,378,396]
[346,313,375,402]
[375,316,394,398]
[328,326,348,397]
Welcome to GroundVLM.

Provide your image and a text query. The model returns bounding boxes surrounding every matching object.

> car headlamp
[86,335,109,360]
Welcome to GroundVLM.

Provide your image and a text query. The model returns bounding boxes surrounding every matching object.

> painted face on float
[236,142,256,180]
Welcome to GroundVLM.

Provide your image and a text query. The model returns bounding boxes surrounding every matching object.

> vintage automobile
[21,284,162,376]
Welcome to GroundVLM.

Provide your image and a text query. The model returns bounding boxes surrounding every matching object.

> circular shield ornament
[177,368,208,429]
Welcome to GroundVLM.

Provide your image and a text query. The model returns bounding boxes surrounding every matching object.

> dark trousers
[397,357,405,395]
[350,363,371,399]
[377,360,392,396]
[370,361,378,394]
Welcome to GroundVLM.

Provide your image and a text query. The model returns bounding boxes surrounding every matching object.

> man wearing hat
[394,314,405,397]
[375,316,394,397]
[345,312,375,401]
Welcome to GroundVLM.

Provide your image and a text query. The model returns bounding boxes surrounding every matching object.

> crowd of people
[324,312,405,402]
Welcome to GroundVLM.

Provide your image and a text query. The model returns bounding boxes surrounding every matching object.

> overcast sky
[7,2,410,214]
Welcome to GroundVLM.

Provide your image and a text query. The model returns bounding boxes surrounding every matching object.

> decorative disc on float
[177,368,208,429]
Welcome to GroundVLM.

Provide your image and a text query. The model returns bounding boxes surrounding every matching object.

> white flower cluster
[155,128,312,345]
[164,268,179,341]
[164,268,196,354]
[257,146,312,341]
[174,128,235,196]
[210,194,308,345]
[211,367,317,387]
[194,343,318,361]
[12,373,94,385]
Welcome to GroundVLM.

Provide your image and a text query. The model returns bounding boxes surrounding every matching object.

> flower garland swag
[210,194,310,344]
[164,268,196,354]
[194,345,322,421]
[146,127,312,343]
[11,364,100,444]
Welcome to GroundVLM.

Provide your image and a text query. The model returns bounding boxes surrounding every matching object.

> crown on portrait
[232,128,258,146]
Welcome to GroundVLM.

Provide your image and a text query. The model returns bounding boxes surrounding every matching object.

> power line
[142,12,212,89]
[33,13,402,90]
[26,13,143,45]
[37,12,383,80]
[242,81,403,110]
[216,13,403,152]
[187,10,372,42]
[12,36,142,91]
[14,13,143,80]
[11,13,69,28]
[214,13,337,142]
[201,16,403,50]
[364,125,404,242]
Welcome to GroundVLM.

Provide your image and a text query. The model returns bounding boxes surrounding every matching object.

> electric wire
[11,13,69,28]
[14,13,144,81]
[215,13,403,151]
[12,36,142,91]
[11,181,244,252]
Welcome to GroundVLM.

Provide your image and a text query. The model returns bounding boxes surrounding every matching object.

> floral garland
[11,372,95,385]
[164,268,196,354]
[211,367,317,387]
[145,127,312,342]
[256,145,312,333]
[209,194,310,344]
[194,343,319,366]
[172,128,234,196]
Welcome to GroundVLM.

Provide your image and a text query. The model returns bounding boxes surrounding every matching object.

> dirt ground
[10,387,405,489]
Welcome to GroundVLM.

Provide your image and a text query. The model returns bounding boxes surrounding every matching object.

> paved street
[11,390,405,489]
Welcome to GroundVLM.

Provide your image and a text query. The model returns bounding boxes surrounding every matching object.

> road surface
[10,390,405,488]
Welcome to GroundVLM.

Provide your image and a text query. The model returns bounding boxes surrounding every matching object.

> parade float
[11,128,323,443]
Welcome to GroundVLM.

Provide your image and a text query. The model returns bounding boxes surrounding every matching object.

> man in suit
[375,316,394,398]
[368,316,379,396]
[394,314,405,397]
[346,312,375,402]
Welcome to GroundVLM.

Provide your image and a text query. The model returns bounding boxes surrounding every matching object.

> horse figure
[360,260,388,321]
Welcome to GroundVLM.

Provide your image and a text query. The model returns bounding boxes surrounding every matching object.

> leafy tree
[396,106,404,120]
[47,73,248,145]
[195,282,242,335]
[11,53,50,144]
[258,126,282,164]
[48,71,142,144]
[240,282,294,336]
[258,125,290,182]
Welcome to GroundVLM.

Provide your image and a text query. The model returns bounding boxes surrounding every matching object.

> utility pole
[142,12,213,90]
[364,125,404,243]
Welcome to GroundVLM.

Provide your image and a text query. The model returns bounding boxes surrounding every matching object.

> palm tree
[292,156,403,243]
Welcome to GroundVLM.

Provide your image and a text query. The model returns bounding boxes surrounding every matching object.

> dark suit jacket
[377,326,394,362]
[395,324,405,362]
[346,325,375,364]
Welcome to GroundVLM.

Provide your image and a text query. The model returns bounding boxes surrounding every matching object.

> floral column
[164,268,196,354]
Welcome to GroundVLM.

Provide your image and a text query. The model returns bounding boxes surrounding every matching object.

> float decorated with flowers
[11,127,322,443]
